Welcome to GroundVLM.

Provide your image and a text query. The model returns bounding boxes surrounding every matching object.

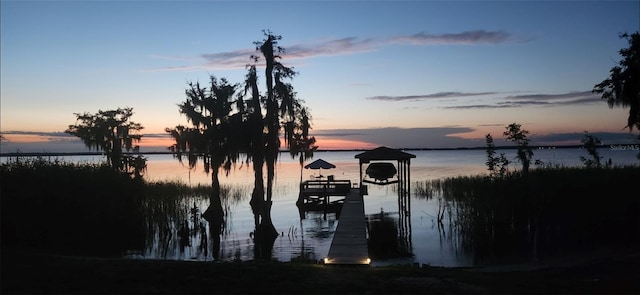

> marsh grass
[415,166,640,265]
[0,157,250,259]
[139,180,250,260]
[1,157,145,256]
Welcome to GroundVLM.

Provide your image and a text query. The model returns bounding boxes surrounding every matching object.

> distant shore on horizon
[1,143,639,158]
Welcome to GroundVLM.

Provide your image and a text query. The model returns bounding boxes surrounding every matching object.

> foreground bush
[416,166,640,265]
[1,158,146,256]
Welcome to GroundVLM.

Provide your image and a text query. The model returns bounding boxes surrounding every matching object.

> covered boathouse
[355,146,416,190]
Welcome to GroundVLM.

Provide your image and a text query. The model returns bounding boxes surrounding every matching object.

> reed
[415,165,640,265]
[139,180,250,259]
[1,157,146,256]
[0,157,251,259]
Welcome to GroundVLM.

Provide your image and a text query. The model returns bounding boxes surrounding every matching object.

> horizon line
[2,143,637,158]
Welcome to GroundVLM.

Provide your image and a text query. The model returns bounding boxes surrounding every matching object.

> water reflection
[140,184,249,261]
[367,209,413,260]
[124,150,640,266]
[4,150,637,267]
[139,183,338,263]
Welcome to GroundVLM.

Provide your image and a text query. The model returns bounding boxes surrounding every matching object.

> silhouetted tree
[65,107,146,175]
[503,123,533,174]
[287,107,318,183]
[244,31,316,243]
[485,133,509,178]
[166,76,243,258]
[593,31,640,132]
[243,65,267,233]
[166,32,315,253]
[580,131,602,168]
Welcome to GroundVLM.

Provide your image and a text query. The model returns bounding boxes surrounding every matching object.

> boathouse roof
[354,146,416,162]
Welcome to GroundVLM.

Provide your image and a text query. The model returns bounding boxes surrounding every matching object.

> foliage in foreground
[1,158,146,256]
[415,166,640,265]
[593,31,640,132]
[1,157,251,259]
[0,158,214,257]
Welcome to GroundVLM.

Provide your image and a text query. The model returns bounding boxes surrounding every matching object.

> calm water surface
[4,148,638,266]
[140,147,639,266]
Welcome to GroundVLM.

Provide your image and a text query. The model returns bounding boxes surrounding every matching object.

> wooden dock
[296,179,351,216]
[324,188,370,266]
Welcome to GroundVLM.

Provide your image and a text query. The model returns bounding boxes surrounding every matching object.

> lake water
[4,147,639,266]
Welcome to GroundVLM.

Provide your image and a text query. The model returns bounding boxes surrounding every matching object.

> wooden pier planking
[325,188,370,265]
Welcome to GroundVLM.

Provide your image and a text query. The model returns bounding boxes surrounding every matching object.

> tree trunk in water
[203,167,224,261]
[259,157,279,241]
[111,138,123,171]
[254,155,278,259]
[253,34,280,246]
[299,159,303,184]
[247,66,265,232]
[250,158,264,229]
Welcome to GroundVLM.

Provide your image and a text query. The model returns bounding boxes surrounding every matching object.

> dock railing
[299,179,351,197]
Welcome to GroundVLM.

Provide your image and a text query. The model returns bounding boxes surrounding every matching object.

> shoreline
[2,246,639,295]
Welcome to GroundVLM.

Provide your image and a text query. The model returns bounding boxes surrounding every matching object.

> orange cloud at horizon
[0,133,380,152]
[138,136,173,149]
[313,136,379,150]
[141,135,380,151]
[1,134,64,143]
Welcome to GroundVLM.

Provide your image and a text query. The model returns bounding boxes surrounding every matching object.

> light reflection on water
[136,148,638,266]
[3,148,638,266]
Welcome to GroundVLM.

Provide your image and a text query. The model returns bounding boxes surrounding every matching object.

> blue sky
[1,0,639,152]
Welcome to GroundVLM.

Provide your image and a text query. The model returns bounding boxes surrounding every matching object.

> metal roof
[354,146,416,161]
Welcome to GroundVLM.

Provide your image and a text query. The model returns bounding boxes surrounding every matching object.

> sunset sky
[1,0,639,152]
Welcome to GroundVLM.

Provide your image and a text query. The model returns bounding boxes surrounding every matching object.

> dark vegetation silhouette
[503,123,533,175]
[288,107,317,183]
[248,31,317,250]
[165,76,243,260]
[580,131,604,168]
[65,107,147,177]
[593,31,640,158]
[484,133,510,178]
[593,31,640,132]
[415,165,640,266]
[165,30,316,258]
[441,122,640,264]
[484,123,532,176]
[0,158,146,257]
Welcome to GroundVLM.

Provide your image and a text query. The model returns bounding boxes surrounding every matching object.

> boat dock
[324,188,370,265]
[296,179,352,214]
[297,179,370,265]
[296,148,416,266]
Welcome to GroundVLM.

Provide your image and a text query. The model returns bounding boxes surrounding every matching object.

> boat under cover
[365,162,397,182]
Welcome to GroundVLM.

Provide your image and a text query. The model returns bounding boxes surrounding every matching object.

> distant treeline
[1,143,638,157]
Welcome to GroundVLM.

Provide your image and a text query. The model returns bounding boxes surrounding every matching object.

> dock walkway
[324,188,370,265]
[296,179,351,213]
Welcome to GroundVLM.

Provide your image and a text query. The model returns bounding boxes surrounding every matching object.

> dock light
[323,258,331,264]
[365,258,371,264]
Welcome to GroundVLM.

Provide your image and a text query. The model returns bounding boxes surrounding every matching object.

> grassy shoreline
[3,246,640,295]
